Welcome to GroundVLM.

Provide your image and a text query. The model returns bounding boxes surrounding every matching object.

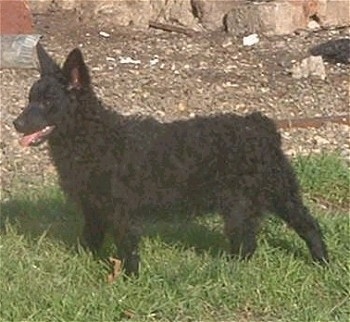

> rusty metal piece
[149,20,198,37]
[276,114,350,129]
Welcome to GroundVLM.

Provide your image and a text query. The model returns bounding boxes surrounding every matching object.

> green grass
[1,154,349,321]
[294,153,349,208]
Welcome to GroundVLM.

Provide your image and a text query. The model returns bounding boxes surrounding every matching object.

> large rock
[83,0,197,29]
[81,1,150,27]
[150,0,197,28]
[29,0,82,13]
[31,0,197,29]
[28,0,55,14]
[317,0,350,27]
[225,0,317,36]
[191,0,244,30]
[28,0,350,31]
[225,0,350,36]
[57,0,82,10]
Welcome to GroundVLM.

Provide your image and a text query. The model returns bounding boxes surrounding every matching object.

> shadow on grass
[0,190,316,263]
[0,191,82,247]
[0,192,228,258]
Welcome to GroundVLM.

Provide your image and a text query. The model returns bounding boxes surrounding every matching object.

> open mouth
[19,125,56,147]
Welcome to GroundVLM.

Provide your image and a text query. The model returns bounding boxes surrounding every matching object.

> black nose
[13,117,25,132]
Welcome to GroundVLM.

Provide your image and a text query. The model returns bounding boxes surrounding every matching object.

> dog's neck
[48,90,124,154]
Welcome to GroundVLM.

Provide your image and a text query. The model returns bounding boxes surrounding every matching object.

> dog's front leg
[80,201,108,254]
[112,207,141,276]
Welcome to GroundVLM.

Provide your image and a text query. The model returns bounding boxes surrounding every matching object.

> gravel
[1,10,349,195]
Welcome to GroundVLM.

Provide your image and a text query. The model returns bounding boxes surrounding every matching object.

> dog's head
[13,44,90,147]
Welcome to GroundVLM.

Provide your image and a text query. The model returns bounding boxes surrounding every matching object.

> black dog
[13,45,329,275]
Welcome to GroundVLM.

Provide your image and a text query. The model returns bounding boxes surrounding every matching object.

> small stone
[178,101,187,112]
[214,85,224,93]
[223,81,239,88]
[155,110,166,118]
[314,135,330,146]
[308,20,320,30]
[285,148,296,157]
[222,38,233,48]
[243,34,259,46]
[99,31,110,38]
[119,57,141,65]
[142,92,150,99]
[149,57,159,66]
[291,56,326,80]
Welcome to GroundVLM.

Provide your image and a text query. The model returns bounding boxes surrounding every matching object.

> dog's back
[112,112,282,211]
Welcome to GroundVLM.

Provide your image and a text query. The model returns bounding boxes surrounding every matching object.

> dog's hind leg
[270,159,329,264]
[220,191,261,260]
[271,193,329,264]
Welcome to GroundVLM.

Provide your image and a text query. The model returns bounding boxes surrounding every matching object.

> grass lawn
[1,154,349,321]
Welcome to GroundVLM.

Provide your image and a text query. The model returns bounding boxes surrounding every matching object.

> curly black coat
[13,45,329,275]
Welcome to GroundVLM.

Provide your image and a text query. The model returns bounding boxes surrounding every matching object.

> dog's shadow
[1,192,83,247]
[0,193,228,258]
[0,192,308,262]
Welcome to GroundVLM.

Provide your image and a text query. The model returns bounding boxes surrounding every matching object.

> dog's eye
[42,96,53,108]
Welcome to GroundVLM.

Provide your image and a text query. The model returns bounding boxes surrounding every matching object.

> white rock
[308,20,320,30]
[119,57,141,65]
[149,57,159,66]
[99,31,110,38]
[243,33,259,46]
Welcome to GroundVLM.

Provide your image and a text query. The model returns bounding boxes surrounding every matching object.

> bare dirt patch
[1,9,349,195]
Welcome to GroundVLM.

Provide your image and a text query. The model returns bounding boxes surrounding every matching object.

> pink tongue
[19,131,43,147]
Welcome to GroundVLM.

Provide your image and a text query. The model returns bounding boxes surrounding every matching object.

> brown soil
[1,9,349,196]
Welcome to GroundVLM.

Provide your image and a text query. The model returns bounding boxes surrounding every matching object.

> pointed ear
[61,48,91,90]
[36,43,61,75]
